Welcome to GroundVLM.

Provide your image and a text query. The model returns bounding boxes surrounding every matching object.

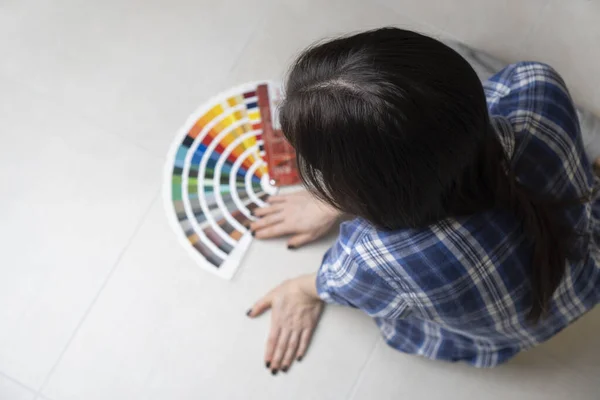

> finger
[267,195,287,204]
[265,326,280,369]
[252,204,283,218]
[287,233,314,249]
[248,294,272,318]
[296,328,315,361]
[270,330,291,373]
[250,213,284,232]
[281,331,300,372]
[253,222,295,239]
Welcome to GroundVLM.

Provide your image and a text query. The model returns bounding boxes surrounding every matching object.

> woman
[246,28,600,375]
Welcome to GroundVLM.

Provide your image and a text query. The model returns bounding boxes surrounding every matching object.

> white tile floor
[0,0,598,399]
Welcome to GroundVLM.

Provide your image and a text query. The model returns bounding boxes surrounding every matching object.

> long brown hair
[280,27,586,321]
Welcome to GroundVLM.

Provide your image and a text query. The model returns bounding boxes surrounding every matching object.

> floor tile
[531,306,600,378]
[42,199,380,400]
[1,1,599,399]
[374,0,549,61]
[350,336,598,400]
[0,374,35,400]
[0,1,31,32]
[0,76,160,388]
[227,0,443,85]
[0,0,269,155]
[522,0,600,115]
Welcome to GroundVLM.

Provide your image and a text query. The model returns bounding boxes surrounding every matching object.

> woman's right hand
[250,190,342,249]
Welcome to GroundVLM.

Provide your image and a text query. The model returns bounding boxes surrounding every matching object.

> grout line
[33,190,161,398]
[0,370,37,397]
[345,336,383,400]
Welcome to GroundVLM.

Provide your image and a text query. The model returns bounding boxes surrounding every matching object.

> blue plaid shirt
[316,62,600,367]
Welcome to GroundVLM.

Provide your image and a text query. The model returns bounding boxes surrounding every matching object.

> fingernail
[265,361,271,369]
[281,366,288,373]
[297,356,302,362]
[287,245,296,250]
[246,309,252,317]
[271,369,278,376]
[251,231,255,237]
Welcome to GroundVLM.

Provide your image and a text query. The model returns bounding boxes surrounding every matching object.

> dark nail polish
[265,361,271,369]
[287,245,296,250]
[251,231,255,237]
[246,309,252,317]
[271,369,278,375]
[281,366,288,373]
[297,356,302,362]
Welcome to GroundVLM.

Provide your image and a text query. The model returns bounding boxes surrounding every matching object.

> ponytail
[504,170,569,321]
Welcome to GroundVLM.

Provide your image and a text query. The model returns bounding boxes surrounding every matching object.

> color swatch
[257,84,301,186]
[164,82,280,279]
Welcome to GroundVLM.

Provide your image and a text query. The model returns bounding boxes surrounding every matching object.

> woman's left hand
[248,274,324,375]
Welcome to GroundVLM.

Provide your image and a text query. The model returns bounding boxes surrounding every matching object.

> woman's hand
[248,274,324,375]
[250,190,342,249]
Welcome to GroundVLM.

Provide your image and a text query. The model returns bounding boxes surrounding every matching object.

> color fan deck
[164,82,287,279]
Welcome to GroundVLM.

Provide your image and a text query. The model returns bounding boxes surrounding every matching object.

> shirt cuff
[316,265,356,307]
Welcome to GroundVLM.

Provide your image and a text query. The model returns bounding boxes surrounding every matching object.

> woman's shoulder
[486,62,595,202]
[485,62,580,138]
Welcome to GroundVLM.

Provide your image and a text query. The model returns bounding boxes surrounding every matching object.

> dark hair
[279,27,580,322]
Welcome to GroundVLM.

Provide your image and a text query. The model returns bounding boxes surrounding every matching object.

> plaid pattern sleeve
[484,62,596,200]
[316,221,412,319]
[316,62,600,367]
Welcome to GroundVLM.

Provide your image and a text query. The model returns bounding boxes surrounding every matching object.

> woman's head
[280,27,491,229]
[280,27,580,322]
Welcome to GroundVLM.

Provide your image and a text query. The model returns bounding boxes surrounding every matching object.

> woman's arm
[248,273,324,375]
